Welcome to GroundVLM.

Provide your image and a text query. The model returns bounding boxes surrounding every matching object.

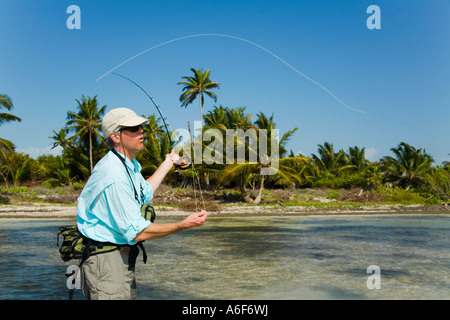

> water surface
[0,214,448,300]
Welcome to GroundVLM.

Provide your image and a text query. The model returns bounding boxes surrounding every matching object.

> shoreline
[0,202,448,218]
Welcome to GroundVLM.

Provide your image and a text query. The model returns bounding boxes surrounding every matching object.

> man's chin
[136,143,145,152]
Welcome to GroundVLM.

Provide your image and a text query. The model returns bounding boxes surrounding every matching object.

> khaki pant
[80,248,137,300]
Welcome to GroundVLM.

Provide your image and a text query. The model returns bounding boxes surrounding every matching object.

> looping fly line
[96,33,367,114]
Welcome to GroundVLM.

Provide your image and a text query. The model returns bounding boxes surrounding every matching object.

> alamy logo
[366,265,381,289]
[66,5,81,30]
[174,121,280,175]
[366,5,381,30]
[66,265,81,290]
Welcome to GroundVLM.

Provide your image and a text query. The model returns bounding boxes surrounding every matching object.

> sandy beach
[0,202,448,218]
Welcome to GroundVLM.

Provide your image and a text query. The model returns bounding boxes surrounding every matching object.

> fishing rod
[110,72,191,173]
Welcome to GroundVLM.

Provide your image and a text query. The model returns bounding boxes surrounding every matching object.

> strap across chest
[111,148,144,204]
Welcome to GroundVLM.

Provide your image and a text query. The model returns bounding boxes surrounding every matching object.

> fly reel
[174,156,192,173]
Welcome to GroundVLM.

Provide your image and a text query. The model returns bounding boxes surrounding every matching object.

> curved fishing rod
[112,72,173,144]
[110,72,191,172]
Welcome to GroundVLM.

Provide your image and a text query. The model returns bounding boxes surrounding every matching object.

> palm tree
[8,153,30,186]
[221,111,306,204]
[222,149,308,204]
[142,114,165,141]
[202,105,254,165]
[178,68,220,126]
[255,112,298,158]
[66,95,106,173]
[225,106,253,131]
[203,105,228,131]
[197,105,254,188]
[443,154,450,168]
[0,94,22,152]
[348,146,369,172]
[311,142,352,176]
[381,142,433,190]
[137,114,172,176]
[50,128,73,151]
[49,128,92,181]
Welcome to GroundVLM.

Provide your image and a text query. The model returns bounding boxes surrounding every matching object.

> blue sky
[1,0,449,164]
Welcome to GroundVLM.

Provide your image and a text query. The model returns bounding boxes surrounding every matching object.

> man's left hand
[166,151,180,166]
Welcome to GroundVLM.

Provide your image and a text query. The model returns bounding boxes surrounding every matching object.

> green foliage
[178,68,220,125]
[65,95,107,174]
[377,186,426,204]
[311,142,353,176]
[41,178,61,189]
[0,94,22,155]
[313,172,367,189]
[71,181,85,191]
[381,142,433,190]
[0,89,448,208]
[415,166,450,203]
[0,186,30,194]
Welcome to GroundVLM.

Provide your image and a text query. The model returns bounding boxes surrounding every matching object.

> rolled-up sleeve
[77,151,155,245]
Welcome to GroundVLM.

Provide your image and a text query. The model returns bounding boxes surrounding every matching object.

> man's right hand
[182,210,208,229]
[134,210,208,242]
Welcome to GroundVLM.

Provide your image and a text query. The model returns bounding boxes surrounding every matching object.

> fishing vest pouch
[57,226,118,262]
[141,203,156,223]
[57,226,85,262]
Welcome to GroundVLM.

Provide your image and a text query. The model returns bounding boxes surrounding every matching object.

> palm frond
[0,94,13,111]
[0,113,22,125]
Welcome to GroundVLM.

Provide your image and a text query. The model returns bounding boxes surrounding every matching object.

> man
[76,107,207,300]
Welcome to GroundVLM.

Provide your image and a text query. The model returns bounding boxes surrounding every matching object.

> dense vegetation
[1,69,449,206]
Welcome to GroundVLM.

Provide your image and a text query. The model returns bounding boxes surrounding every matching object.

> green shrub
[71,181,85,191]
[41,178,61,189]
[312,173,367,189]
[0,186,29,194]
[377,186,425,204]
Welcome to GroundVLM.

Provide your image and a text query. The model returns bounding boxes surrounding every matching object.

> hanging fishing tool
[110,72,191,174]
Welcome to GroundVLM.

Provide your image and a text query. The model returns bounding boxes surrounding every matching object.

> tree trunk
[89,130,93,174]
[199,91,203,127]
[239,184,253,203]
[253,175,265,204]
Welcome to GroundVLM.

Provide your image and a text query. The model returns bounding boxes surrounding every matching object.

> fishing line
[188,121,205,210]
[96,33,367,114]
[97,34,439,160]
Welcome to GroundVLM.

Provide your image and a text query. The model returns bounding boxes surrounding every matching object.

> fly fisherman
[76,107,208,300]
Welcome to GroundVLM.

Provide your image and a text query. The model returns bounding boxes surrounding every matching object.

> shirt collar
[112,149,141,173]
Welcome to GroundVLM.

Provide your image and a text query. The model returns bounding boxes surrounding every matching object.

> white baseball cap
[102,108,148,137]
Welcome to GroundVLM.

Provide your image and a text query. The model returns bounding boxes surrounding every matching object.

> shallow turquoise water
[0,214,448,300]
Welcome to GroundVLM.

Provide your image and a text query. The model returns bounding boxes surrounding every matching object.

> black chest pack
[57,149,155,283]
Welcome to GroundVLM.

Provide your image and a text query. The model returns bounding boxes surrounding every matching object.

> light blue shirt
[77,150,153,245]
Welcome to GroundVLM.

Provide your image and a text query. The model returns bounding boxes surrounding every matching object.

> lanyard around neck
[111,148,143,204]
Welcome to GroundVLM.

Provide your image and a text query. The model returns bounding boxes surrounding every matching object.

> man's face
[118,124,145,155]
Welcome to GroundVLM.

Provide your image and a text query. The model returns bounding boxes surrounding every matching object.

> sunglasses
[119,125,143,133]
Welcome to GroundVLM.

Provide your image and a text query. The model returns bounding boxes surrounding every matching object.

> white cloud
[16,145,62,159]
[365,148,379,162]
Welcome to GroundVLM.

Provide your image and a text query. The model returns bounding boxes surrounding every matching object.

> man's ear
[110,132,121,144]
